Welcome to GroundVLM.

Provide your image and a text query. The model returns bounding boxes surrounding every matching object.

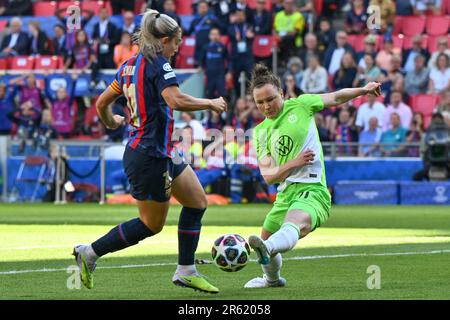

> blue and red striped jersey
[110,53,178,158]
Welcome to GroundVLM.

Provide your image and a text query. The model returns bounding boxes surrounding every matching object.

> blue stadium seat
[73,74,92,97]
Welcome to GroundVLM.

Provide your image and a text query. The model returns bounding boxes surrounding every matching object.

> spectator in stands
[402,35,430,74]
[110,0,136,15]
[405,54,430,95]
[273,0,305,66]
[317,18,336,54]
[45,74,77,139]
[314,112,331,142]
[369,0,396,34]
[428,53,450,93]
[345,0,368,35]
[0,82,16,135]
[356,94,386,131]
[32,109,57,151]
[122,11,139,35]
[92,7,120,70]
[203,110,226,131]
[113,32,139,68]
[428,37,450,70]
[295,0,314,26]
[9,73,47,112]
[434,89,450,126]
[375,35,396,72]
[252,0,273,35]
[162,0,181,30]
[283,74,302,99]
[380,112,407,157]
[211,0,234,30]
[355,34,377,70]
[298,33,323,67]
[300,54,328,93]
[354,53,382,87]
[230,97,254,131]
[28,21,50,56]
[395,0,414,16]
[64,30,95,73]
[0,17,29,57]
[333,108,359,156]
[188,1,222,66]
[383,90,413,131]
[3,0,31,16]
[358,116,382,157]
[0,0,7,16]
[52,25,68,57]
[228,9,255,92]
[201,27,229,99]
[180,111,206,141]
[411,0,442,15]
[333,52,358,90]
[406,112,425,157]
[8,99,40,152]
[271,0,285,14]
[323,31,356,76]
[283,56,304,88]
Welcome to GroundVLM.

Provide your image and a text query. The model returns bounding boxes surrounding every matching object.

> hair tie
[155,13,160,18]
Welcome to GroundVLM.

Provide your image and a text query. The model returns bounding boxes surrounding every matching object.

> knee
[197,193,208,209]
[139,215,164,235]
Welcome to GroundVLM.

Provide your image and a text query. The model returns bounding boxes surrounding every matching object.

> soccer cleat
[172,273,219,294]
[72,245,96,289]
[244,275,286,289]
[248,235,270,265]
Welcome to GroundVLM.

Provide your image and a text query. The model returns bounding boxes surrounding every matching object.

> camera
[424,116,450,181]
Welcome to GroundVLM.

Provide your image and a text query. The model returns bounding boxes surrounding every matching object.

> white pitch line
[1,249,450,275]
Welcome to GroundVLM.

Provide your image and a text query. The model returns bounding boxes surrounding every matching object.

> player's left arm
[319,82,382,108]
[96,84,125,130]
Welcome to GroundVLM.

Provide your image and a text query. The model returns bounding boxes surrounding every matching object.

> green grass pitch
[0,203,449,300]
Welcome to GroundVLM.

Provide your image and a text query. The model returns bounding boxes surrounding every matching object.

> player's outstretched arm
[319,82,382,108]
[96,86,125,130]
[162,86,227,113]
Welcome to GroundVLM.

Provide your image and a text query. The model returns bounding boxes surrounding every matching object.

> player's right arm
[259,150,315,185]
[161,86,227,113]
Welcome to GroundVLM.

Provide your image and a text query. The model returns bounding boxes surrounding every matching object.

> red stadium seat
[409,94,440,117]
[313,0,323,16]
[379,34,404,51]
[175,55,195,69]
[81,1,112,16]
[58,1,81,11]
[35,55,63,70]
[9,56,35,70]
[426,15,450,36]
[347,34,366,52]
[32,1,57,16]
[175,37,196,68]
[175,0,192,15]
[402,35,428,50]
[401,16,426,36]
[247,0,273,11]
[0,20,7,32]
[427,35,450,52]
[0,58,8,70]
[392,16,403,35]
[253,35,277,59]
[442,0,450,14]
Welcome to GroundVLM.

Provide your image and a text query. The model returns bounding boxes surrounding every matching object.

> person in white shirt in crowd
[300,54,328,93]
[358,116,382,157]
[180,111,206,141]
[405,54,430,95]
[428,36,450,69]
[428,53,450,94]
[383,90,412,131]
[355,94,386,131]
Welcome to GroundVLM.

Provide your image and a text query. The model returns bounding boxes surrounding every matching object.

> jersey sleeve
[252,126,270,161]
[154,58,179,94]
[109,64,125,94]
[292,94,324,114]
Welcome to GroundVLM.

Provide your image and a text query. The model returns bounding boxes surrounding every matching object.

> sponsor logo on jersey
[275,135,294,156]
[163,63,173,72]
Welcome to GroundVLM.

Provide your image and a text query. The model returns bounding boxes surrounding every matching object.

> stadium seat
[252,35,277,59]
[9,56,35,70]
[175,0,192,15]
[313,0,323,16]
[402,35,429,50]
[425,15,450,36]
[0,20,7,32]
[32,1,57,16]
[175,36,196,67]
[34,56,63,70]
[347,34,366,52]
[401,16,426,36]
[427,35,450,52]
[379,34,404,51]
[247,0,273,11]
[392,16,403,35]
[442,0,450,14]
[409,94,440,117]
[0,58,7,70]
[81,1,111,16]
[58,1,80,11]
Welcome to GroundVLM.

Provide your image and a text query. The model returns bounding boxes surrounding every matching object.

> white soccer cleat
[244,275,286,289]
[248,235,270,265]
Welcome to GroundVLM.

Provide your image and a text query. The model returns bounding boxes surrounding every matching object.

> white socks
[262,253,282,282]
[84,244,99,264]
[176,264,197,276]
[265,222,300,255]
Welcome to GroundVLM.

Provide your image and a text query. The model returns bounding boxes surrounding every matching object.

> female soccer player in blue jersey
[73,10,227,294]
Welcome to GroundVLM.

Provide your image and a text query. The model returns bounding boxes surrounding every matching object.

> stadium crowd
[0,0,449,167]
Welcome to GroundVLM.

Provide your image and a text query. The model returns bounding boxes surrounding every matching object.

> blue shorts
[123,145,188,202]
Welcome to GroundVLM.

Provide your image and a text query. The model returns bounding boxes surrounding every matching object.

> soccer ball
[211,233,251,272]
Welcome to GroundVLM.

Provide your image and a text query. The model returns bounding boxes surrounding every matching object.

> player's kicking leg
[245,209,312,289]
[170,165,219,294]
